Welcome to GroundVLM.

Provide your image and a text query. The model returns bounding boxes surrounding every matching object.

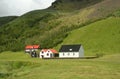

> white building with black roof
[59,44,84,58]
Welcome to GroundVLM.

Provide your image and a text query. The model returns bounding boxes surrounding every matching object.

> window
[47,53,49,56]
[69,49,72,51]
[68,53,70,56]
[42,51,44,54]
[63,53,64,56]
[73,52,75,56]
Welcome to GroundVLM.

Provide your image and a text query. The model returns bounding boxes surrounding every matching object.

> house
[59,44,84,58]
[39,49,58,58]
[25,45,40,53]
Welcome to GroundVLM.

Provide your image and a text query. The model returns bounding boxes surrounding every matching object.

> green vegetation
[56,17,120,56]
[0,16,18,27]
[50,0,103,11]
[112,10,120,17]
[0,0,120,53]
[0,52,120,79]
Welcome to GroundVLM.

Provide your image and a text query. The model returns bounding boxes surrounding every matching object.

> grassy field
[0,51,120,79]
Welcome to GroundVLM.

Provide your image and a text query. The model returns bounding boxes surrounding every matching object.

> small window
[68,53,70,56]
[69,49,72,51]
[73,52,75,55]
[47,53,49,56]
[42,51,44,54]
[63,53,64,56]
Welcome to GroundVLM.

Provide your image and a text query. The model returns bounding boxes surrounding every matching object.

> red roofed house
[39,49,58,58]
[25,45,40,53]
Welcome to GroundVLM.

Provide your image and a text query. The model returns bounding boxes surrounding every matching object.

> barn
[39,49,58,58]
[59,44,84,58]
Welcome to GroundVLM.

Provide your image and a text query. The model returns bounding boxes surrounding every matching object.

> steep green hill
[56,17,120,55]
[0,0,120,52]
[0,16,18,27]
[50,0,103,11]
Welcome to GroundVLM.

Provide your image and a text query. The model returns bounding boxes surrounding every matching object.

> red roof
[25,45,40,49]
[49,49,58,54]
[41,49,58,54]
[41,49,48,52]
[33,45,40,49]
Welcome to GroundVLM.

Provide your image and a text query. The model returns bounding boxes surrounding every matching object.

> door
[50,54,53,58]
[41,55,44,58]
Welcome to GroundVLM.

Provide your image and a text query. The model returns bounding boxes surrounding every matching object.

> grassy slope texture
[0,0,120,52]
[0,16,18,27]
[56,17,120,56]
[0,51,120,79]
[50,0,103,11]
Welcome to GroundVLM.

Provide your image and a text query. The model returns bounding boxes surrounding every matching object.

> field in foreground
[0,51,120,79]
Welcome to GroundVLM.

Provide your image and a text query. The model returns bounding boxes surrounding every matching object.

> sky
[0,0,56,17]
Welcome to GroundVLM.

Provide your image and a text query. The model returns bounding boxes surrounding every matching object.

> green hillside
[0,16,18,27]
[50,0,103,11]
[55,17,120,56]
[0,0,120,52]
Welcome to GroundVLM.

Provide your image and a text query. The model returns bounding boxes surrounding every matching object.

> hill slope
[0,0,120,52]
[0,16,18,27]
[56,17,120,55]
[50,0,103,11]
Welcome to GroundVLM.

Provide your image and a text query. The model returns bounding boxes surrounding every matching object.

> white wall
[39,51,54,58]
[59,52,79,58]
[79,46,84,57]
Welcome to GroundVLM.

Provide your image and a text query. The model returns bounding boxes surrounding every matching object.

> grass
[55,17,120,56]
[0,16,18,27]
[0,51,120,79]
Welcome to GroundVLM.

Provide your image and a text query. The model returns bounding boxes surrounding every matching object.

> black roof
[59,44,81,52]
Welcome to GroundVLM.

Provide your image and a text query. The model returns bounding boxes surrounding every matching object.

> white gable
[39,49,57,58]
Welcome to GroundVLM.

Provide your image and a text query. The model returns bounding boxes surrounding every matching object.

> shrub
[112,10,120,17]
[96,53,104,58]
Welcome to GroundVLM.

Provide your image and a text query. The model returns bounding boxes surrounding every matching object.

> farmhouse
[59,44,84,58]
[25,45,40,53]
[39,49,58,58]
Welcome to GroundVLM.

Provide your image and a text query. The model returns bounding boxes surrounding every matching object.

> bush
[0,72,11,78]
[112,10,120,17]
[96,53,104,58]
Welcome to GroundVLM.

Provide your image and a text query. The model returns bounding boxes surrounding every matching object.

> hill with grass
[55,17,120,56]
[0,0,120,53]
[0,16,18,27]
[50,0,103,11]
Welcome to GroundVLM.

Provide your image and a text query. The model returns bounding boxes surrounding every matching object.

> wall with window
[39,50,54,58]
[59,52,79,58]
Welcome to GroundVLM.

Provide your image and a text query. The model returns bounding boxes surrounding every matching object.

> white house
[59,44,84,58]
[39,49,58,58]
